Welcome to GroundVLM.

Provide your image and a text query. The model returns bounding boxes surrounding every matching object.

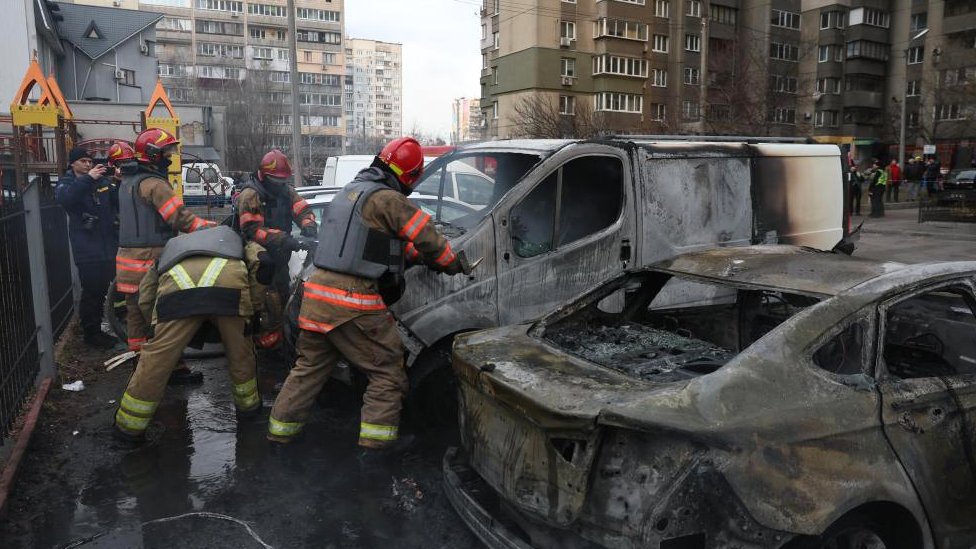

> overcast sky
[345,0,483,140]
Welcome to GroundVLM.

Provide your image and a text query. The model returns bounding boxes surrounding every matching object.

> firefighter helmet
[258,149,292,183]
[134,128,179,165]
[378,137,424,188]
[107,141,136,165]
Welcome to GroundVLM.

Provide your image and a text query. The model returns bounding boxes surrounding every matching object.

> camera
[81,212,99,231]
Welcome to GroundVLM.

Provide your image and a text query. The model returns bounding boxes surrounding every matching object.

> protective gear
[377,137,424,189]
[237,175,316,247]
[134,128,179,166]
[281,235,304,253]
[300,224,318,238]
[257,149,292,181]
[313,175,404,280]
[256,251,275,285]
[119,172,178,248]
[107,142,136,166]
[158,226,243,273]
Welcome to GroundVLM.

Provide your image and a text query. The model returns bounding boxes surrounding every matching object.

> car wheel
[789,513,900,549]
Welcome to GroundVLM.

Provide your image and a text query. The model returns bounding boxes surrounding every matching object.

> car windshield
[542,271,821,382]
[413,152,541,228]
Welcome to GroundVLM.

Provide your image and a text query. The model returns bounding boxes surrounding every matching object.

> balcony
[843,91,883,109]
[944,11,976,35]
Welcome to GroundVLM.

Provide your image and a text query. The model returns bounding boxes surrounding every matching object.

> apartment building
[451,97,484,143]
[71,0,346,169]
[343,37,403,151]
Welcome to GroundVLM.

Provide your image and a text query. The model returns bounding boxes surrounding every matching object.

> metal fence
[918,191,976,223]
[41,181,74,340]
[0,169,41,437]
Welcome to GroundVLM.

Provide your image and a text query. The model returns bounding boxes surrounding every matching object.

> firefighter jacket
[138,229,267,325]
[298,167,464,335]
[235,174,316,249]
[115,166,216,294]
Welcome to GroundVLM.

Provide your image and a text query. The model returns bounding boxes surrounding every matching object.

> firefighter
[235,149,318,350]
[116,128,216,383]
[114,226,274,442]
[267,136,474,452]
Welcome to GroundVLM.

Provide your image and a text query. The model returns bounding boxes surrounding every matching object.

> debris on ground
[390,477,425,513]
[61,381,85,392]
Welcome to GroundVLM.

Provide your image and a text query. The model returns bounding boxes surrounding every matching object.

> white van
[320,155,374,188]
[181,162,230,206]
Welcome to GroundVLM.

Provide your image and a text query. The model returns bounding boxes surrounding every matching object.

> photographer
[56,147,120,349]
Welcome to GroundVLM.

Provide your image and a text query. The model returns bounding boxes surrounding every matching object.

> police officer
[267,137,473,452]
[235,149,318,350]
[116,128,215,382]
[114,226,274,442]
[56,147,119,348]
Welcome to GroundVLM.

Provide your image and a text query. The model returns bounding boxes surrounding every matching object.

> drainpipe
[115,49,120,102]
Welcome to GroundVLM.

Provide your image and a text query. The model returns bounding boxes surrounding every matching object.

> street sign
[923,144,936,155]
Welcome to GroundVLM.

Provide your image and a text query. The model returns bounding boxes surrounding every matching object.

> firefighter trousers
[114,315,260,437]
[125,293,151,351]
[268,313,407,448]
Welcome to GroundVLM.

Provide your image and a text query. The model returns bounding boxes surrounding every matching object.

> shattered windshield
[413,152,541,229]
[545,272,820,382]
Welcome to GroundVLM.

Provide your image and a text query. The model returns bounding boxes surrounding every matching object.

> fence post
[22,178,55,382]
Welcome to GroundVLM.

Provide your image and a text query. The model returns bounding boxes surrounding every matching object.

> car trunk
[453,325,676,526]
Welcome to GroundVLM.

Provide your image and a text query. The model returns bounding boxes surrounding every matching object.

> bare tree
[509,94,609,138]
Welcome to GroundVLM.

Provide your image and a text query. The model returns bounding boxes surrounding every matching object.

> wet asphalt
[0,355,475,549]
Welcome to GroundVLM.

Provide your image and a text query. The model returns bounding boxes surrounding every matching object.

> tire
[404,339,458,431]
[788,513,900,549]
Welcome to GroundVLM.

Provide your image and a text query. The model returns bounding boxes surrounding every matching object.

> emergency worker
[267,137,474,452]
[114,226,274,442]
[116,128,215,382]
[235,149,318,350]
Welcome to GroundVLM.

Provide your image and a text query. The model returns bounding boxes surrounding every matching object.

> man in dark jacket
[848,165,863,216]
[56,147,120,348]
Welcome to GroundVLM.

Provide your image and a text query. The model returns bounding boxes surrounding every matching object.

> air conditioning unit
[114,69,125,80]
[112,0,121,6]
[559,37,573,47]
[561,76,575,86]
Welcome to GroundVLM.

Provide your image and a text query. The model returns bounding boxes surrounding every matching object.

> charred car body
[287,138,850,389]
[445,246,976,548]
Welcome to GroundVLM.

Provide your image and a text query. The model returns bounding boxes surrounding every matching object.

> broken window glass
[456,173,493,205]
[558,156,623,247]
[883,288,976,379]
[511,173,556,258]
[813,320,866,376]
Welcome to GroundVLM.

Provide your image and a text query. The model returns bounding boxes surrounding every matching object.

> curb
[0,377,52,516]
[860,227,976,243]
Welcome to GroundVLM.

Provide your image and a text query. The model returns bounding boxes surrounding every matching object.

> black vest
[241,175,292,233]
[119,168,177,248]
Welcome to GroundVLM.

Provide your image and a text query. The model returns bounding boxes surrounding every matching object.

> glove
[300,224,318,238]
[256,251,275,285]
[457,250,474,276]
[281,236,303,253]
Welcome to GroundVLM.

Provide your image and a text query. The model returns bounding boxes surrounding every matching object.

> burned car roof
[649,245,918,297]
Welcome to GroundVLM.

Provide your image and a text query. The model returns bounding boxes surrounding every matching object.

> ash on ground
[547,323,735,381]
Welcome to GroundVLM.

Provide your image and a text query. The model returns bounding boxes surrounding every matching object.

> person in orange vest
[267,137,474,454]
[116,128,216,384]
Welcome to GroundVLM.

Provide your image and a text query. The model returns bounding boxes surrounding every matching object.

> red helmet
[107,141,135,165]
[258,149,292,182]
[378,137,424,188]
[134,128,179,164]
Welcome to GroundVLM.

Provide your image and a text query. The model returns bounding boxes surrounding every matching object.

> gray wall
[58,29,158,103]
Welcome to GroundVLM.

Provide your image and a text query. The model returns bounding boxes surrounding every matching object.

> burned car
[445,245,976,548]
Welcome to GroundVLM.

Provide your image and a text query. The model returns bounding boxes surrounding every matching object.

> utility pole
[286,0,303,186]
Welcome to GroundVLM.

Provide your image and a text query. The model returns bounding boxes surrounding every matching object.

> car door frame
[874,277,976,545]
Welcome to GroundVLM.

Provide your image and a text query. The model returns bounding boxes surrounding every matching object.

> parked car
[942,169,976,191]
[413,161,494,208]
[445,245,975,549]
[320,155,374,188]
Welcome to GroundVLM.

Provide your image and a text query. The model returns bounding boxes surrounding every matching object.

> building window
[493,101,498,119]
[650,103,666,121]
[847,40,889,61]
[613,0,645,4]
[593,18,648,41]
[481,24,486,40]
[493,32,499,49]
[652,34,669,52]
[296,8,340,22]
[195,0,242,12]
[654,0,669,18]
[651,68,667,86]
[296,30,342,44]
[907,46,924,64]
[708,104,731,121]
[935,104,962,121]
[769,42,799,61]
[709,5,737,25]
[770,10,800,29]
[157,17,191,32]
[482,54,488,69]
[199,42,244,58]
[168,88,191,102]
[818,45,843,62]
[820,10,844,29]
[910,12,927,31]
[686,0,701,17]
[247,3,286,16]
[846,74,883,92]
[685,34,701,52]
[849,7,889,28]
[684,67,700,85]
[324,53,337,65]
[814,110,838,127]
[561,57,576,77]
[560,21,577,40]
[303,50,313,62]
[250,27,266,40]
[592,55,648,77]
[769,107,796,124]
[772,75,798,93]
[682,100,699,120]
[816,77,841,94]
[595,92,643,113]
[559,95,575,115]
[907,110,919,127]
[906,80,921,96]
[299,93,342,106]
[253,47,273,60]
